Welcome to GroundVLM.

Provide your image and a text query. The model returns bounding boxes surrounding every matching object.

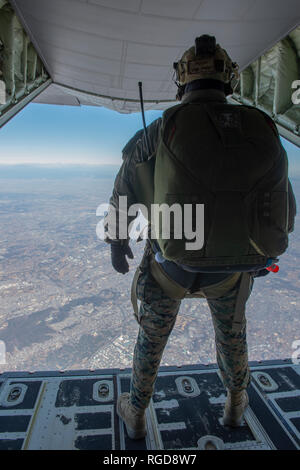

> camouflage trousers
[130,246,254,410]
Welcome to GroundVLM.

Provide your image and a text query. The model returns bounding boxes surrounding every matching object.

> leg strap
[131,241,153,319]
[131,266,141,319]
[232,272,251,333]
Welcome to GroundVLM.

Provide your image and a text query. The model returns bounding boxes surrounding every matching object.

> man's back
[152,93,291,269]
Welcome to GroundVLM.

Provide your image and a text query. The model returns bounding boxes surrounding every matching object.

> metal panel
[231,25,300,147]
[0,1,51,128]
[0,362,299,450]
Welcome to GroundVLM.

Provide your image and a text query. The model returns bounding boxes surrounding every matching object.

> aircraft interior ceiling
[0,0,299,144]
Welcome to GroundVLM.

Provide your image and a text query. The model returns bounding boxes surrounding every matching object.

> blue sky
[0,103,162,166]
[0,102,299,175]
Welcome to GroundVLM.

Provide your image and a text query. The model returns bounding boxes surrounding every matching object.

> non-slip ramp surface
[0,361,299,450]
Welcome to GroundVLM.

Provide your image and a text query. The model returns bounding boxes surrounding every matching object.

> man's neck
[184,79,225,94]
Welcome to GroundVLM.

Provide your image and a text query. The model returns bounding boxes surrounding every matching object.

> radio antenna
[138,81,150,155]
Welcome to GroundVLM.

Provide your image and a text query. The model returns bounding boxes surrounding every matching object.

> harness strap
[232,272,251,333]
[131,266,141,319]
[131,242,152,319]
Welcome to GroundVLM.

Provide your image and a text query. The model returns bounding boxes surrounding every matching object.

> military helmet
[173,35,239,93]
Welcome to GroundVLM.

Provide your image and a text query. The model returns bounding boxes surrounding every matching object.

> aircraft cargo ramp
[0,360,299,451]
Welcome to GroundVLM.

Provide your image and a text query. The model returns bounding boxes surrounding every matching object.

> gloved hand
[111,243,134,274]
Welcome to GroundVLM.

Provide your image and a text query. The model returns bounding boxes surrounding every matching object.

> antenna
[138,81,150,155]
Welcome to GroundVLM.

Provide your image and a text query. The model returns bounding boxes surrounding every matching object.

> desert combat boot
[117,393,146,439]
[223,389,249,427]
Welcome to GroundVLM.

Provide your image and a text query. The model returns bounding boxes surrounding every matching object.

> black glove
[111,243,134,274]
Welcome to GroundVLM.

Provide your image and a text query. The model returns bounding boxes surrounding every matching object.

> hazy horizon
[0,103,299,175]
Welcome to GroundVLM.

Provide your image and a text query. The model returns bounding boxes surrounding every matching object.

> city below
[0,170,299,373]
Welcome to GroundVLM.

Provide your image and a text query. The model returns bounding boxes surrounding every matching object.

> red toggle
[266,264,279,273]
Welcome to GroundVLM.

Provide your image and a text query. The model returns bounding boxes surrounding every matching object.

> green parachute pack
[141,101,290,272]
